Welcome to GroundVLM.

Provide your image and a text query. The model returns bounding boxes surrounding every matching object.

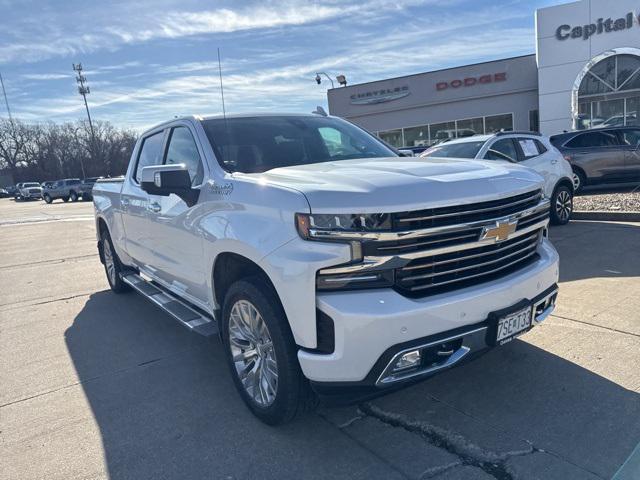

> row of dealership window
[376,112,533,148]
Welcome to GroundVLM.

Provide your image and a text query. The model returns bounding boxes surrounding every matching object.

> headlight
[295,212,391,241]
[295,213,395,291]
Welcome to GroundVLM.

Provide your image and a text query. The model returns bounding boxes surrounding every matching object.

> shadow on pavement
[65,291,404,480]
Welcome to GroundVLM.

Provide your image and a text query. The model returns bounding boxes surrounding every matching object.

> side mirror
[140,164,199,207]
[398,149,415,157]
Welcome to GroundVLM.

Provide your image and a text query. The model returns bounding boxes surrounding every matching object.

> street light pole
[72,63,92,178]
[315,72,335,89]
[0,72,13,123]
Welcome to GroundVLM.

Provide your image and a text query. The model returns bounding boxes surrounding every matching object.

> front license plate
[496,307,532,344]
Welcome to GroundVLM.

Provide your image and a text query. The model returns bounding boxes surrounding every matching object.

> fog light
[393,349,421,371]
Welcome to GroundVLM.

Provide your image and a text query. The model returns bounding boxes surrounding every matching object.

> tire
[62,196,69,202]
[70,191,78,202]
[221,277,316,425]
[572,169,586,193]
[100,229,131,293]
[44,194,52,204]
[550,185,573,225]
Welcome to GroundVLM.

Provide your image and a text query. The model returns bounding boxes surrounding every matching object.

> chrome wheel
[103,237,117,285]
[555,190,572,223]
[228,299,278,407]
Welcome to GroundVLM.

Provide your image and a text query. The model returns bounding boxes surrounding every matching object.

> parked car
[15,182,43,201]
[0,187,11,198]
[420,131,574,225]
[550,126,640,192]
[78,177,101,201]
[43,178,83,203]
[93,114,559,425]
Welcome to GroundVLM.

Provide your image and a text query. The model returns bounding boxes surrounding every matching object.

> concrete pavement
[1,197,639,480]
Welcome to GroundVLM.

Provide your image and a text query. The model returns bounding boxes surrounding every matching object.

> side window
[620,129,640,146]
[534,140,548,155]
[566,131,619,148]
[517,138,542,159]
[485,138,518,162]
[134,131,165,183]
[165,127,204,186]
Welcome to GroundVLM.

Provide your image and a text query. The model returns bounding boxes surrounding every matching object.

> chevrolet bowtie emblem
[480,219,518,242]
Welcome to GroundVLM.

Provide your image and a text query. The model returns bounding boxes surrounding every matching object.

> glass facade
[577,54,640,129]
[378,113,513,148]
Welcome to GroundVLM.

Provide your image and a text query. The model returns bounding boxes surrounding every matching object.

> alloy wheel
[572,173,581,191]
[103,237,117,285]
[555,190,573,223]
[228,299,278,407]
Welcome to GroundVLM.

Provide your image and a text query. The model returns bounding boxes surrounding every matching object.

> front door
[618,128,640,179]
[145,125,207,304]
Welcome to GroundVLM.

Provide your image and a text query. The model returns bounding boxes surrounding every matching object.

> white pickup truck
[93,113,559,425]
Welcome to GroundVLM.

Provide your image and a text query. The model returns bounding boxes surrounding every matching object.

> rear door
[564,130,624,181]
[483,138,519,163]
[145,124,207,303]
[120,129,167,267]
[514,137,558,197]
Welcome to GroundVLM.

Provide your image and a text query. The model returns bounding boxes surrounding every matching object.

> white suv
[421,132,574,225]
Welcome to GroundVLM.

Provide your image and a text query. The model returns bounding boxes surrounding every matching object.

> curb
[572,211,640,222]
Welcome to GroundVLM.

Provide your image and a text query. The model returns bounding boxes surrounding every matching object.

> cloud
[20,73,71,80]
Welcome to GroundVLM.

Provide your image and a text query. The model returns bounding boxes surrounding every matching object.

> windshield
[420,141,485,159]
[23,183,40,188]
[201,116,397,173]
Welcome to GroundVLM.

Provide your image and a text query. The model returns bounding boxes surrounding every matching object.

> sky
[0,0,561,131]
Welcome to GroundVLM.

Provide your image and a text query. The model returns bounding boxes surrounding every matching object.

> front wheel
[572,169,586,193]
[44,194,52,204]
[70,191,78,202]
[222,277,315,425]
[550,185,573,225]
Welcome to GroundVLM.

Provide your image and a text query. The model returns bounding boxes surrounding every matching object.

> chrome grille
[395,231,541,296]
[318,189,550,298]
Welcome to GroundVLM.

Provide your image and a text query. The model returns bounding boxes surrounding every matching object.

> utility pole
[72,63,92,178]
[0,72,13,123]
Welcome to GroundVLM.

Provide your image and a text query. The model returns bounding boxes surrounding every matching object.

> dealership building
[327,0,640,147]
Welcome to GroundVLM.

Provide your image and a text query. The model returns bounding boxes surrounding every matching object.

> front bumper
[21,192,42,199]
[298,238,559,387]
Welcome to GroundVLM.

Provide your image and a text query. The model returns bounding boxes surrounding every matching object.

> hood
[241,157,544,213]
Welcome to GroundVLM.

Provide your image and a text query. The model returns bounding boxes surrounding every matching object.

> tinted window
[66,179,81,185]
[516,138,547,159]
[420,141,484,159]
[165,127,204,186]
[201,116,396,174]
[135,131,165,183]
[566,131,619,148]
[485,139,518,162]
[619,129,640,146]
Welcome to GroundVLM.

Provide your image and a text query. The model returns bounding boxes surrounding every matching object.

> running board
[121,273,219,337]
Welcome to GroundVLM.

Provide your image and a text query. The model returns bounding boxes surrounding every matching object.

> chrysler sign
[436,72,507,91]
[350,86,410,105]
[556,12,639,40]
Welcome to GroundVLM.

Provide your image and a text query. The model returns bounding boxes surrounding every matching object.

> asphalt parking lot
[1,198,639,480]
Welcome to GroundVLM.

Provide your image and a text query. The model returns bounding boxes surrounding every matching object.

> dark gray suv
[550,127,640,192]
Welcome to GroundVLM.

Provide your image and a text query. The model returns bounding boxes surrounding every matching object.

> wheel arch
[554,176,575,195]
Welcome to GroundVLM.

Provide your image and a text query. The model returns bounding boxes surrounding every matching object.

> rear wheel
[70,191,78,202]
[101,229,131,293]
[62,196,69,202]
[551,185,573,225]
[221,277,315,425]
[572,169,586,193]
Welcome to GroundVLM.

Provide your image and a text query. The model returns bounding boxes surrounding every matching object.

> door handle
[147,202,161,213]
[551,159,558,164]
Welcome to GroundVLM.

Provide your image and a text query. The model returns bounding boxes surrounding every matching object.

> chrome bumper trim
[375,287,558,386]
